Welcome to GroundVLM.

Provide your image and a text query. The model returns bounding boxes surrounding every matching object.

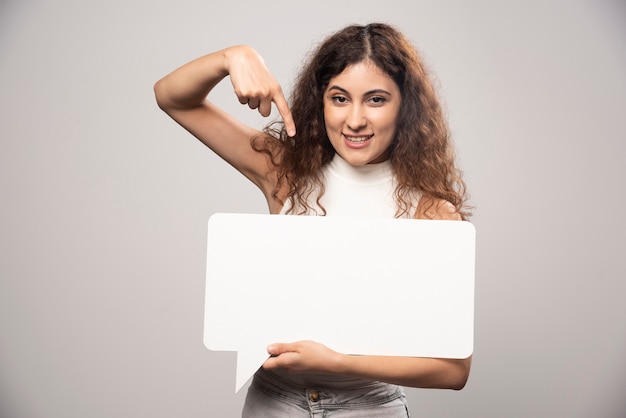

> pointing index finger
[273,91,296,137]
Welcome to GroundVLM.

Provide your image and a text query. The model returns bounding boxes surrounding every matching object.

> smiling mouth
[344,134,373,143]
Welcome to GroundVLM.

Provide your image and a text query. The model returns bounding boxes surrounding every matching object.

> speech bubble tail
[235,349,270,393]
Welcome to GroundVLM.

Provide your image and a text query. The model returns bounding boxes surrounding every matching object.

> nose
[346,104,367,131]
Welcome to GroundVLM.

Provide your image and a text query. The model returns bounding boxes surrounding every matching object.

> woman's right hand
[154,45,294,206]
[225,46,296,137]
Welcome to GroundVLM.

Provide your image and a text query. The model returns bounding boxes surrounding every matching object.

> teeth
[345,135,372,143]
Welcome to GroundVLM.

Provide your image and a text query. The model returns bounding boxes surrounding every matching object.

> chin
[339,153,371,166]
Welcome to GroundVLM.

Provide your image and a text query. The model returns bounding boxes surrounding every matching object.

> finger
[267,342,297,355]
[267,343,283,355]
[247,97,260,110]
[262,356,278,369]
[258,99,272,117]
[272,90,296,137]
[263,351,298,370]
[263,345,284,369]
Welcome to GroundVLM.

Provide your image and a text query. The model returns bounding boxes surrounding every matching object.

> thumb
[267,342,293,356]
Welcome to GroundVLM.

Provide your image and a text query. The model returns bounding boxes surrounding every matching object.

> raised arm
[153,45,295,199]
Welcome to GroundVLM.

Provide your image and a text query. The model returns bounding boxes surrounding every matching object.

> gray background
[1,0,625,417]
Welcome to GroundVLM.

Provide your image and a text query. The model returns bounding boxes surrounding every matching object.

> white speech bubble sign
[203,213,475,392]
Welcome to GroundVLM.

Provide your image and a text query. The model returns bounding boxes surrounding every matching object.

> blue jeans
[242,369,410,417]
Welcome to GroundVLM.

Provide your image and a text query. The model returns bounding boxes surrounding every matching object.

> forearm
[154,47,235,111]
[265,341,472,390]
[336,354,471,390]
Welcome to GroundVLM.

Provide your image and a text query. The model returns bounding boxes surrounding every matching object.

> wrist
[222,45,255,72]
[332,352,352,375]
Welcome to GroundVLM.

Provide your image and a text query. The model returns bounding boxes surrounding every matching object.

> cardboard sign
[203,213,475,391]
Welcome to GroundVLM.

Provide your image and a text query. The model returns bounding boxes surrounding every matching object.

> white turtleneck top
[281,153,416,218]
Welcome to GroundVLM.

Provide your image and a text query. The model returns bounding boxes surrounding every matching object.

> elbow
[448,356,472,390]
[449,374,469,391]
[153,78,178,113]
[153,78,194,114]
[153,79,168,111]
[405,356,472,390]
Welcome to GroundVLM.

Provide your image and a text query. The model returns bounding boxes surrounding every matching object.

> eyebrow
[327,85,393,96]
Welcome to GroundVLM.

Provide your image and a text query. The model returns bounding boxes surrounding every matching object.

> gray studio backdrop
[1,0,625,417]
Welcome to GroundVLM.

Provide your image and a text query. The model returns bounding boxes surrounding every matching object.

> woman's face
[323,60,401,166]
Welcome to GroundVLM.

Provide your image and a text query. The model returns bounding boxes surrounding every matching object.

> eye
[331,95,349,104]
[368,96,387,106]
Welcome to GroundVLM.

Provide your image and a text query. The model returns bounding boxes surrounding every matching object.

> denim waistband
[250,368,406,411]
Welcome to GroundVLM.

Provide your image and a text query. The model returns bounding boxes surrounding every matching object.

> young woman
[155,22,471,417]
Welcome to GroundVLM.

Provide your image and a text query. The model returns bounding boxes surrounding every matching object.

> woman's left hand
[262,340,344,374]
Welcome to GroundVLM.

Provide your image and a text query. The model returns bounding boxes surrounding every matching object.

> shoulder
[414,196,462,221]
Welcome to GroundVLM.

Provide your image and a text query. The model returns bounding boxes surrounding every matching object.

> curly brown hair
[254,22,471,219]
